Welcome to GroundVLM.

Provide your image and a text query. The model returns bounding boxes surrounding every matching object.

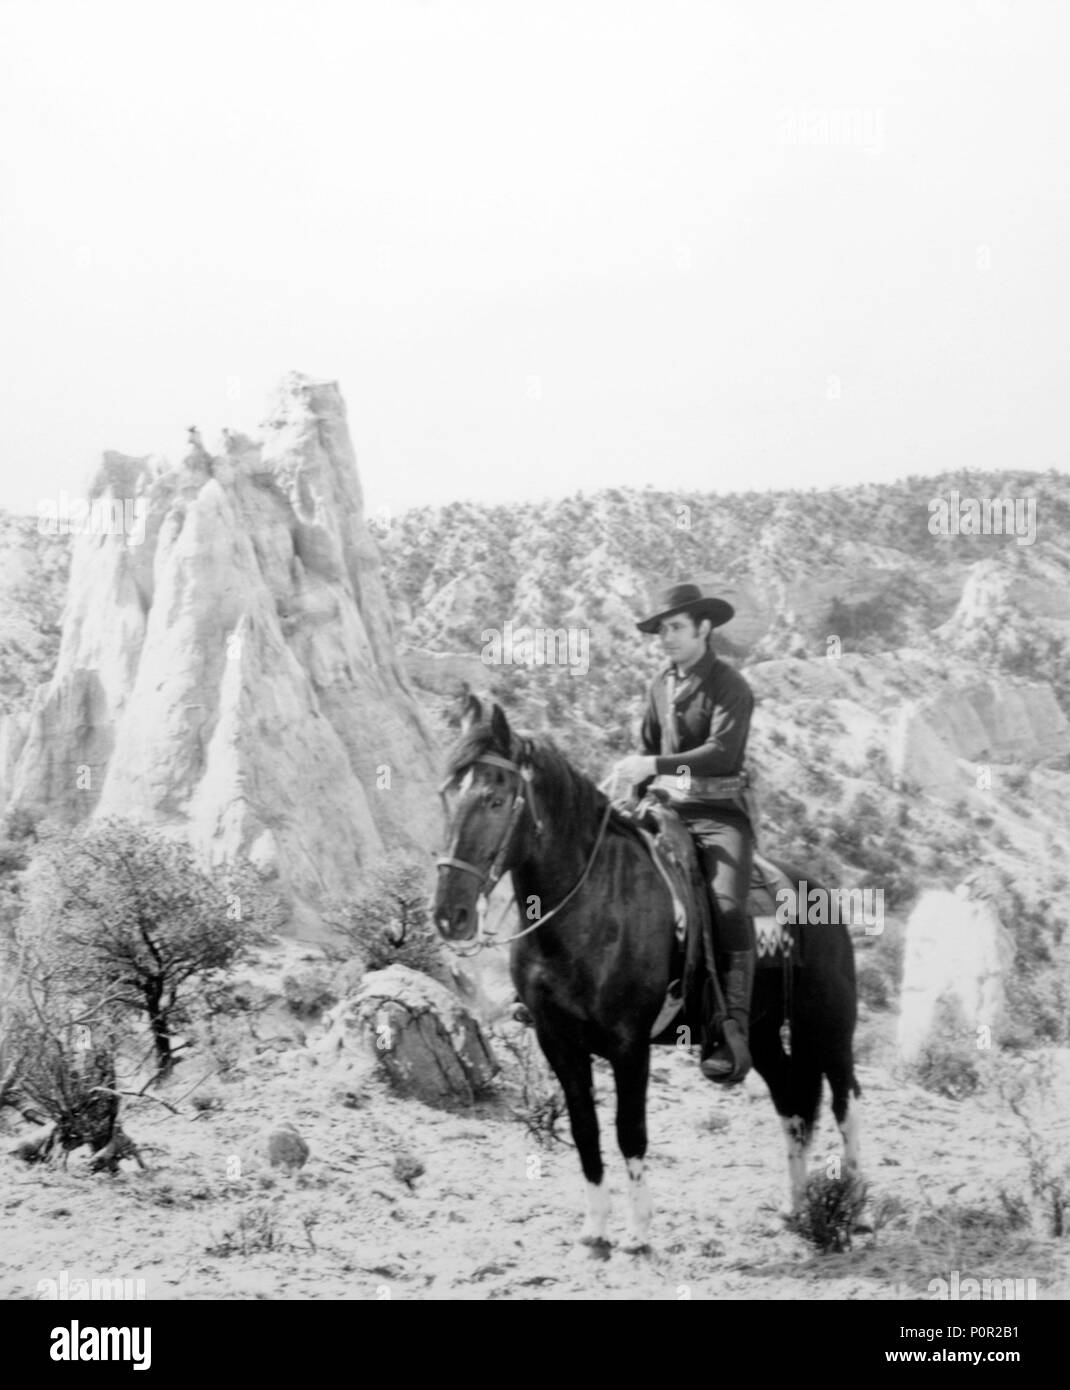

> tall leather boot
[700,949,755,1084]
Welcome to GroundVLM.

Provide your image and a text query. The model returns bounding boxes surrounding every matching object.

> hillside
[3,466,1068,1040]
[380,469,1070,1046]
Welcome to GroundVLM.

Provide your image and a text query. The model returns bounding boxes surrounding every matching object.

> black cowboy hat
[636,581,735,634]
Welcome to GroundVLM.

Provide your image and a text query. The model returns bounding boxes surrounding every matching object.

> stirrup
[700,1020,750,1084]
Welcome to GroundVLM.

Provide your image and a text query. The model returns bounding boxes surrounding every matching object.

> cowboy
[614,581,756,1084]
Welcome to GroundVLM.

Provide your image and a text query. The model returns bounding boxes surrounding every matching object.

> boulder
[264,1122,310,1175]
[314,964,498,1107]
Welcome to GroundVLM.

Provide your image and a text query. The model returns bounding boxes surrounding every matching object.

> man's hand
[614,755,658,786]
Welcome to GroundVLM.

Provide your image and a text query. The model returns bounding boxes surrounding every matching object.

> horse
[432,694,861,1250]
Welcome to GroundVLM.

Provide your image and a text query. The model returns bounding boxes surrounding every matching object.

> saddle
[631,801,805,1042]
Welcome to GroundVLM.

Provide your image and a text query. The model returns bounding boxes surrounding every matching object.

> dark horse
[433,695,860,1249]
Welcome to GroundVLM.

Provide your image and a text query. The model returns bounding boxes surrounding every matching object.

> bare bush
[2,982,143,1171]
[1000,1057,1070,1238]
[787,1171,869,1253]
[206,1203,281,1257]
[495,1026,567,1148]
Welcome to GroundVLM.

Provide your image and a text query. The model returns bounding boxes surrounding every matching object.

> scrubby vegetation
[909,994,982,1101]
[321,852,445,983]
[787,1171,869,1253]
[0,817,280,1166]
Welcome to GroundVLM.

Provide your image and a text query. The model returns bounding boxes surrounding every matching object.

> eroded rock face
[889,680,1070,796]
[9,374,440,931]
[896,882,1014,1064]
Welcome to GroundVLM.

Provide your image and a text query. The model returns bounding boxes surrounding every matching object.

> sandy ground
[2,991,1067,1303]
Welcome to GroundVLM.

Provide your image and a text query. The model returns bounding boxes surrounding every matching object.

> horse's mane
[446,724,640,842]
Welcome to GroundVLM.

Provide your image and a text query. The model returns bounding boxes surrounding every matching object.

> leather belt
[650,770,750,800]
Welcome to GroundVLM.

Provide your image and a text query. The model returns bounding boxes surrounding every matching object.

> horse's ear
[459,691,484,733]
[489,702,513,755]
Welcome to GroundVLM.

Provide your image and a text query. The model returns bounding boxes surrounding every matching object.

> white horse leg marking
[623,1157,653,1249]
[780,1115,810,1211]
[837,1100,862,1177]
[580,1179,611,1244]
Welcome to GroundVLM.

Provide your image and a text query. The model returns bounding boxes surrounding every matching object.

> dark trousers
[683,808,754,954]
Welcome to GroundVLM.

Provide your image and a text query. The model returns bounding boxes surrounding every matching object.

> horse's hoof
[620,1236,652,1256]
[579,1235,612,1261]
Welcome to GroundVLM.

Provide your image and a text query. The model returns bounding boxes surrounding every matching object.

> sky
[1,0,1067,522]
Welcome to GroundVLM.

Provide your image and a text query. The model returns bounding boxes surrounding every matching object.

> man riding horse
[614,581,756,1086]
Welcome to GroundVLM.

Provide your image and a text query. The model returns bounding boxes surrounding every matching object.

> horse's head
[432,693,537,944]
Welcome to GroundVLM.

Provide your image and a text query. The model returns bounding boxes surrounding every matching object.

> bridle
[436,750,540,899]
[435,750,612,955]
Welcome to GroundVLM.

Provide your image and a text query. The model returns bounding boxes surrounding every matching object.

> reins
[435,753,613,955]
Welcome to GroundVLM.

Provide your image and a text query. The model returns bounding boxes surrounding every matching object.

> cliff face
[890,680,1070,796]
[8,374,440,931]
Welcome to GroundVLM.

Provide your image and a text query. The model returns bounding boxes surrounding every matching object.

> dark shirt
[640,647,753,808]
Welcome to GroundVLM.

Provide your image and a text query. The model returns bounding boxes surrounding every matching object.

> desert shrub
[206,1203,281,1257]
[1,916,149,1169]
[1002,961,1070,1050]
[187,1013,249,1079]
[17,820,267,1077]
[995,1188,1033,1232]
[0,807,40,875]
[4,807,40,843]
[495,1026,567,1148]
[1000,1058,1070,1238]
[867,918,905,993]
[855,960,891,1010]
[910,993,981,1099]
[788,1171,869,1253]
[992,882,1069,1048]
[281,962,339,1019]
[2,1003,141,1170]
[323,852,445,980]
[0,840,29,876]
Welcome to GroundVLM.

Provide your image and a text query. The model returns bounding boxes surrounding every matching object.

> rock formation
[7,373,441,933]
[313,964,498,1108]
[889,680,1070,796]
[896,879,1014,1064]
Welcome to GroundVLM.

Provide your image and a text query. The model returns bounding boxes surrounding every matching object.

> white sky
[1,0,1067,521]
